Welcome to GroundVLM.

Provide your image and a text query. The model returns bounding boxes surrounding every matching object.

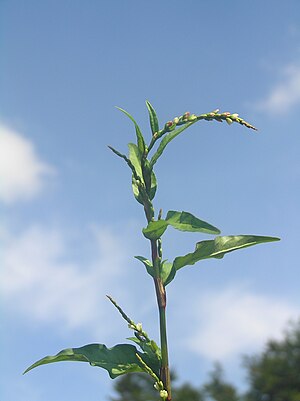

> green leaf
[24,343,160,379]
[150,121,196,167]
[160,260,176,286]
[128,143,143,179]
[166,211,220,235]
[142,220,168,240]
[135,256,154,278]
[128,145,157,204]
[128,143,146,204]
[173,235,280,270]
[146,101,159,135]
[149,169,157,200]
[117,107,146,156]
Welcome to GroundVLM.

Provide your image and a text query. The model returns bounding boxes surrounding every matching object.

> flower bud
[136,323,142,332]
[188,114,197,121]
[173,117,179,124]
[164,121,176,131]
[160,390,168,399]
[182,112,190,121]
[230,113,239,119]
[226,117,233,125]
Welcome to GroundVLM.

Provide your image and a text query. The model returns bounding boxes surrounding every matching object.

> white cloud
[180,286,298,360]
[0,224,130,336]
[0,124,54,203]
[256,63,300,115]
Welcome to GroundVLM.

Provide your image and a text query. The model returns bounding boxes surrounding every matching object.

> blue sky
[1,1,300,400]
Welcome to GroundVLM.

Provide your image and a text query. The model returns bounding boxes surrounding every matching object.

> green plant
[24,102,280,401]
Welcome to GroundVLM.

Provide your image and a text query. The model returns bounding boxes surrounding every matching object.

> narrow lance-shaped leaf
[24,343,160,379]
[146,100,159,135]
[117,107,146,156]
[128,143,157,204]
[128,143,143,180]
[150,121,196,167]
[173,235,280,270]
[166,211,220,235]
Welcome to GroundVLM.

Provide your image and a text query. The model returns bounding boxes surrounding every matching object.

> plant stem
[158,304,171,400]
[151,239,172,400]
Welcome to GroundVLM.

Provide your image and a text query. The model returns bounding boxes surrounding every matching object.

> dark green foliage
[244,321,300,401]
[173,383,204,401]
[203,363,240,401]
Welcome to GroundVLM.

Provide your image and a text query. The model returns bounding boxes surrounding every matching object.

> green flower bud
[226,117,233,125]
[188,114,197,121]
[230,113,239,119]
[136,322,142,332]
[173,117,179,124]
[160,390,168,399]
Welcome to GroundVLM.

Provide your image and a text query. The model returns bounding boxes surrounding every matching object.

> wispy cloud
[0,123,54,203]
[174,285,298,360]
[256,63,300,115]
[0,224,131,338]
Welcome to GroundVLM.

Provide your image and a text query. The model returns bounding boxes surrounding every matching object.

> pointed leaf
[160,260,176,286]
[128,143,143,180]
[128,145,157,203]
[173,235,280,270]
[149,169,157,200]
[128,143,146,204]
[166,211,220,235]
[24,343,160,379]
[142,220,168,240]
[117,107,146,155]
[146,101,159,135]
[150,121,196,167]
[135,256,154,278]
